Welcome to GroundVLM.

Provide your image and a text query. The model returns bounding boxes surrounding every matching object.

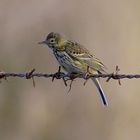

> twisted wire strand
[0,71,140,79]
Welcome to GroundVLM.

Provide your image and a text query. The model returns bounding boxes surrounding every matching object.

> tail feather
[91,78,108,106]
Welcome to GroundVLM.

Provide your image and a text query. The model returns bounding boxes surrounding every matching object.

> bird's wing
[65,40,106,72]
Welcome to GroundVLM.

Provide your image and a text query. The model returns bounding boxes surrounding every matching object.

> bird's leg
[52,66,62,82]
[83,66,90,86]
[52,66,69,87]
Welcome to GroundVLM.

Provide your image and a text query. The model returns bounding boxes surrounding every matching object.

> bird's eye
[50,38,55,43]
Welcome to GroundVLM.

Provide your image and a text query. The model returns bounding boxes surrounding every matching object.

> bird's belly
[54,51,81,73]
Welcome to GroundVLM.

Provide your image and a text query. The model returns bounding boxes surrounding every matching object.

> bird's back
[64,40,106,74]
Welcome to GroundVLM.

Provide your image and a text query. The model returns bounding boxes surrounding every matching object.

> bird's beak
[38,40,48,44]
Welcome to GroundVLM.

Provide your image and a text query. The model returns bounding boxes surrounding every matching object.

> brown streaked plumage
[39,32,108,106]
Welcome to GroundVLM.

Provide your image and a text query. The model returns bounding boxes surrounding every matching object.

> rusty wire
[0,66,140,88]
[0,70,140,80]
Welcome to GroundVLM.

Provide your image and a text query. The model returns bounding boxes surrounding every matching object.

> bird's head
[39,32,66,51]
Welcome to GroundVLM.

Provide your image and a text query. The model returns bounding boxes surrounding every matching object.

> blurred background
[0,0,140,140]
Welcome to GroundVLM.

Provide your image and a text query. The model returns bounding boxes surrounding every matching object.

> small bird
[39,32,108,106]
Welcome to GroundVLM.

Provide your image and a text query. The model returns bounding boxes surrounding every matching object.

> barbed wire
[1,71,140,79]
[0,66,140,88]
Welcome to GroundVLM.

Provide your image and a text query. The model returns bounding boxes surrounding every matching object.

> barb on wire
[106,66,121,85]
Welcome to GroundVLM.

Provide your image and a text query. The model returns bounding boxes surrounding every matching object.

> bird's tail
[91,77,108,106]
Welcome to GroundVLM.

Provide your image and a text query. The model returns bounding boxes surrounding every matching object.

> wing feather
[65,40,106,72]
